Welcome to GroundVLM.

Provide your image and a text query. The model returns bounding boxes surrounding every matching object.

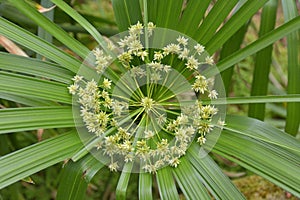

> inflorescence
[68,22,223,173]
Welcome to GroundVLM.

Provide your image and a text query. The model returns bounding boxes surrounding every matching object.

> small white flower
[147,22,156,36]
[107,40,116,51]
[185,126,195,136]
[101,90,109,99]
[68,84,78,95]
[148,62,163,71]
[154,51,164,61]
[131,66,146,78]
[197,136,206,145]
[175,128,189,143]
[118,38,127,48]
[177,36,188,46]
[163,43,181,55]
[143,164,157,174]
[102,78,112,89]
[128,40,143,54]
[205,56,214,65]
[72,75,83,83]
[157,114,166,125]
[192,75,208,93]
[118,52,132,64]
[208,90,218,99]
[179,48,190,60]
[137,50,148,61]
[217,119,226,127]
[155,160,164,168]
[150,72,162,83]
[93,48,104,57]
[108,162,119,172]
[186,56,199,70]
[169,157,180,167]
[194,44,205,55]
[85,80,98,92]
[95,141,103,150]
[163,65,171,73]
[129,21,144,35]
[145,130,155,139]
[112,103,124,116]
[124,154,134,162]
[177,114,189,125]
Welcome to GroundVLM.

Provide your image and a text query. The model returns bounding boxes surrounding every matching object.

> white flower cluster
[68,22,223,173]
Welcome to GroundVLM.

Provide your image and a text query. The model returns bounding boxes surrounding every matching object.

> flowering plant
[68,22,225,173]
[0,0,299,199]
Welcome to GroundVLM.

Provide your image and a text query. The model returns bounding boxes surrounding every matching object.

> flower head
[68,22,222,173]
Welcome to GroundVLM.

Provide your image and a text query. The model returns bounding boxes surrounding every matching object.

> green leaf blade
[0,131,83,189]
[139,173,153,200]
[224,115,300,154]
[0,71,71,104]
[56,154,104,200]
[0,106,74,134]
[208,117,300,197]
[194,0,239,44]
[0,17,81,73]
[187,144,245,200]
[178,0,211,36]
[7,0,90,59]
[248,0,278,120]
[209,16,300,77]
[282,0,300,136]
[116,162,134,200]
[173,157,211,200]
[112,0,142,31]
[206,0,268,53]
[156,167,179,200]
[0,52,74,84]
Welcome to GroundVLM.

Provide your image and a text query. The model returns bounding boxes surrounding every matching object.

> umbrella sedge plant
[0,0,299,199]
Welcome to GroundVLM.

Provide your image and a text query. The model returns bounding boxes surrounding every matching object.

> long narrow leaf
[37,0,54,60]
[207,119,300,197]
[116,162,133,200]
[7,0,90,59]
[217,24,249,94]
[173,157,211,200]
[156,167,179,200]
[56,154,104,200]
[0,17,80,73]
[194,0,238,44]
[139,173,152,200]
[0,71,71,104]
[282,0,300,136]
[206,0,268,53]
[206,16,300,77]
[178,0,211,36]
[0,93,58,107]
[0,106,73,134]
[112,0,142,31]
[155,0,183,29]
[0,52,74,84]
[187,144,245,200]
[225,115,300,154]
[197,94,300,105]
[248,0,278,120]
[50,0,109,50]
[0,131,83,189]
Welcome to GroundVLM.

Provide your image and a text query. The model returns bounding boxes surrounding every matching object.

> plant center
[141,97,155,113]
